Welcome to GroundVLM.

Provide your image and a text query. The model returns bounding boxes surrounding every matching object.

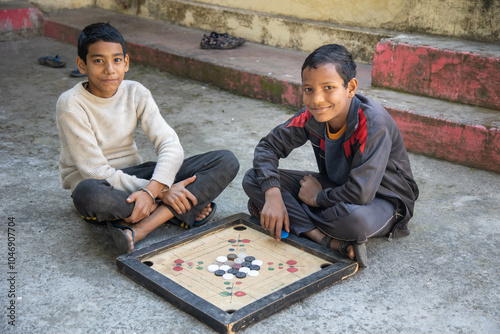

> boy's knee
[213,150,240,186]
[340,207,385,241]
[72,179,109,201]
[72,178,131,220]
[72,179,105,206]
[242,169,258,193]
[218,149,240,174]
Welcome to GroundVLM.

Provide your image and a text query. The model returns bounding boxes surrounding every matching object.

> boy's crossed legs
[72,150,239,252]
[242,168,399,266]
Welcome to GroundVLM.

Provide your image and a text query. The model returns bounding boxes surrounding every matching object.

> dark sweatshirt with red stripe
[253,94,419,238]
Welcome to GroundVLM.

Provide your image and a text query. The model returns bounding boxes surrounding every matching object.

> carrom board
[116,213,358,334]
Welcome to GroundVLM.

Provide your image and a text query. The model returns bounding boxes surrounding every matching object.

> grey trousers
[72,150,239,226]
[242,168,400,243]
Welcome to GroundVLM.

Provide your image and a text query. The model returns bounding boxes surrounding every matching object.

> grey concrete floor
[1,37,499,333]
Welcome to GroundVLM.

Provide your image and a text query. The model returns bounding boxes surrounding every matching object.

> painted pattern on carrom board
[143,224,332,311]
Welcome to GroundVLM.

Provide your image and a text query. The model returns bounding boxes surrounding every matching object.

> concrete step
[0,0,43,40]
[102,0,398,64]
[41,7,499,174]
[372,34,500,111]
[357,87,500,174]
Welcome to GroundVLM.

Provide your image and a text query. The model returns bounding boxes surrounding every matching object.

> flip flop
[193,202,217,227]
[353,242,368,268]
[37,54,66,68]
[107,222,135,253]
[168,202,217,228]
[70,65,86,77]
[322,236,368,268]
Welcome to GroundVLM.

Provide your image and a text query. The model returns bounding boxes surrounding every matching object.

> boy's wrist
[146,179,166,198]
[315,190,325,208]
[261,177,281,193]
[140,188,156,204]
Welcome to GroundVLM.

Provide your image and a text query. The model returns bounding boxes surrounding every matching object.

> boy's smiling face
[76,40,129,98]
[302,63,357,132]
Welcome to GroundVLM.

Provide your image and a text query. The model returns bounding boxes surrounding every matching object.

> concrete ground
[1,36,499,334]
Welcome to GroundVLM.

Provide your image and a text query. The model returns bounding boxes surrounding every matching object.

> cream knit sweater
[56,80,184,193]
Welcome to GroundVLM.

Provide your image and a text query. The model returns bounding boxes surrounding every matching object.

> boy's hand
[158,175,198,215]
[261,187,290,241]
[299,174,322,207]
[124,190,156,223]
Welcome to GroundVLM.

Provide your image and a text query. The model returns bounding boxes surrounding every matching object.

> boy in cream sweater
[56,22,239,253]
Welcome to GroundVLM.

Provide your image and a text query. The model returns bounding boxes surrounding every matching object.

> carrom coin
[216,256,228,263]
[249,265,260,271]
[239,267,250,274]
[207,264,219,273]
[222,273,234,280]
[236,272,246,279]
[219,264,231,271]
[252,259,263,266]
[248,270,259,277]
[214,269,225,276]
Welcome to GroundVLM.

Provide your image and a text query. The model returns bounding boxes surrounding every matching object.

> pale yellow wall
[197,0,408,30]
[26,0,499,45]
[30,0,94,12]
[196,0,498,41]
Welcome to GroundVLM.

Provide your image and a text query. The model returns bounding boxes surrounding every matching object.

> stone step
[372,34,500,111]
[103,0,399,64]
[0,0,43,40]
[357,87,500,174]
[41,7,500,174]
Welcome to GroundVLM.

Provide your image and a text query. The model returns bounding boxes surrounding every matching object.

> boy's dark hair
[301,44,357,87]
[77,22,126,63]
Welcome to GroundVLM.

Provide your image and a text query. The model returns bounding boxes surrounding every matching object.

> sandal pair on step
[321,235,368,268]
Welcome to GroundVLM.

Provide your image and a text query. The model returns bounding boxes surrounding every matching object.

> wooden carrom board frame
[116,213,358,334]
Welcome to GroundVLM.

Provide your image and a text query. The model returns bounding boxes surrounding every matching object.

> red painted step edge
[389,107,500,174]
[372,40,500,111]
[0,7,42,31]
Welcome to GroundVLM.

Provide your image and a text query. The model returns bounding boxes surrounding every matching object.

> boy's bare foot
[122,228,135,251]
[110,204,180,253]
[195,203,213,221]
[329,238,355,260]
[119,221,150,246]
[304,228,355,259]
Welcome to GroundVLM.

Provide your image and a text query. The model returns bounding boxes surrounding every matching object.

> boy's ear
[347,78,358,98]
[76,57,87,74]
[124,54,130,72]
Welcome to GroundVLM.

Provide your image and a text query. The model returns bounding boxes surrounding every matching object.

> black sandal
[320,235,333,248]
[353,242,368,268]
[323,236,368,268]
